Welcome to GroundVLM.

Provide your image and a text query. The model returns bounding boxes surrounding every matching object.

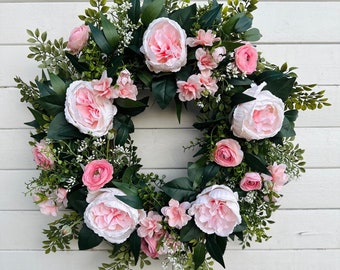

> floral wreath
[16,0,329,269]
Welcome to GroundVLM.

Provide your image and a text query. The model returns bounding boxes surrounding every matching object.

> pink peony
[234,43,258,74]
[213,139,244,167]
[91,70,114,99]
[84,188,140,244]
[64,80,117,137]
[161,199,191,229]
[188,185,241,237]
[67,25,90,54]
[141,18,187,73]
[112,69,138,100]
[32,140,55,170]
[186,29,221,47]
[82,159,113,191]
[240,172,262,191]
[176,74,204,102]
[231,83,285,141]
[137,211,163,238]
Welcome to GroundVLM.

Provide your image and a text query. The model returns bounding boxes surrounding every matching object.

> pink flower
[198,70,218,95]
[112,69,138,100]
[231,83,285,141]
[213,139,244,167]
[67,25,90,54]
[212,46,226,63]
[176,74,204,102]
[188,185,241,237]
[141,231,166,259]
[82,159,113,191]
[137,211,163,238]
[240,172,262,191]
[264,163,288,193]
[64,80,117,137]
[38,199,59,217]
[161,199,191,229]
[186,29,221,47]
[91,71,114,99]
[32,140,55,170]
[84,188,140,244]
[195,48,218,71]
[234,43,258,74]
[55,188,68,207]
[141,18,187,73]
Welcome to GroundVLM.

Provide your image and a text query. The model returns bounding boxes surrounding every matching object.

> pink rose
[91,71,114,99]
[161,199,191,229]
[32,140,55,170]
[82,159,113,191]
[84,188,140,244]
[64,80,117,137]
[176,74,204,102]
[213,139,244,167]
[231,83,285,141]
[198,70,218,95]
[188,185,241,236]
[186,29,221,47]
[67,25,90,54]
[234,43,258,74]
[137,211,163,238]
[141,18,187,73]
[240,172,262,191]
[112,69,138,100]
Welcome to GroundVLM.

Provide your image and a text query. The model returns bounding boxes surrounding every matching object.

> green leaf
[206,234,227,268]
[243,28,262,41]
[100,13,119,49]
[263,77,296,101]
[114,97,149,117]
[49,73,67,95]
[255,70,286,84]
[187,162,204,189]
[112,181,139,196]
[37,94,65,116]
[47,112,84,140]
[231,92,256,106]
[128,0,141,24]
[35,80,55,97]
[121,164,142,184]
[244,152,270,175]
[89,23,114,54]
[162,177,196,201]
[115,195,143,209]
[222,12,243,34]
[136,70,153,87]
[285,110,299,122]
[141,0,166,26]
[112,114,134,145]
[228,77,253,86]
[276,116,296,138]
[198,1,222,29]
[67,188,88,215]
[169,4,197,34]
[201,162,220,186]
[234,15,252,33]
[27,107,47,127]
[180,220,204,242]
[193,242,206,270]
[152,75,177,109]
[129,230,141,265]
[78,224,103,250]
[66,52,89,73]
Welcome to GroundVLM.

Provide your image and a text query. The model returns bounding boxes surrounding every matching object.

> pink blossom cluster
[33,188,68,217]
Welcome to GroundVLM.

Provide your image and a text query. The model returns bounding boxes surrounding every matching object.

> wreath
[15,0,329,269]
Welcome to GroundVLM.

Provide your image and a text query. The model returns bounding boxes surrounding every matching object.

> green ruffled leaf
[285,110,299,122]
[277,116,296,138]
[35,80,55,97]
[231,92,256,106]
[37,94,65,116]
[27,107,47,127]
[222,12,244,34]
[112,181,139,196]
[243,28,262,41]
[264,77,296,101]
[78,224,103,250]
[152,75,177,109]
[162,177,196,202]
[120,164,142,185]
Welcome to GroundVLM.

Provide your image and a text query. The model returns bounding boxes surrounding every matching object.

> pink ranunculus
[91,70,114,99]
[195,48,218,71]
[67,25,90,54]
[186,29,221,47]
[188,185,241,237]
[213,139,244,167]
[234,43,258,74]
[161,199,191,229]
[141,17,187,73]
[176,74,204,102]
[32,140,55,170]
[137,211,163,238]
[82,159,113,191]
[84,188,140,244]
[198,70,218,95]
[64,80,117,137]
[240,172,262,191]
[231,82,285,141]
[112,69,138,100]
[38,199,59,217]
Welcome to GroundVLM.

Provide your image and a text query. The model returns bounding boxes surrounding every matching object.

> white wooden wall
[1,0,339,269]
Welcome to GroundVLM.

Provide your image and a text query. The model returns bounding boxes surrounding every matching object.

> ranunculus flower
[64,80,117,137]
[67,25,90,54]
[112,69,138,100]
[213,138,244,167]
[231,82,285,141]
[234,43,258,74]
[198,70,218,95]
[161,199,191,229]
[140,17,187,73]
[240,172,262,191]
[188,185,241,237]
[176,74,204,102]
[82,159,113,191]
[137,211,163,238]
[32,140,55,170]
[84,188,140,244]
[91,70,114,99]
[186,29,221,47]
